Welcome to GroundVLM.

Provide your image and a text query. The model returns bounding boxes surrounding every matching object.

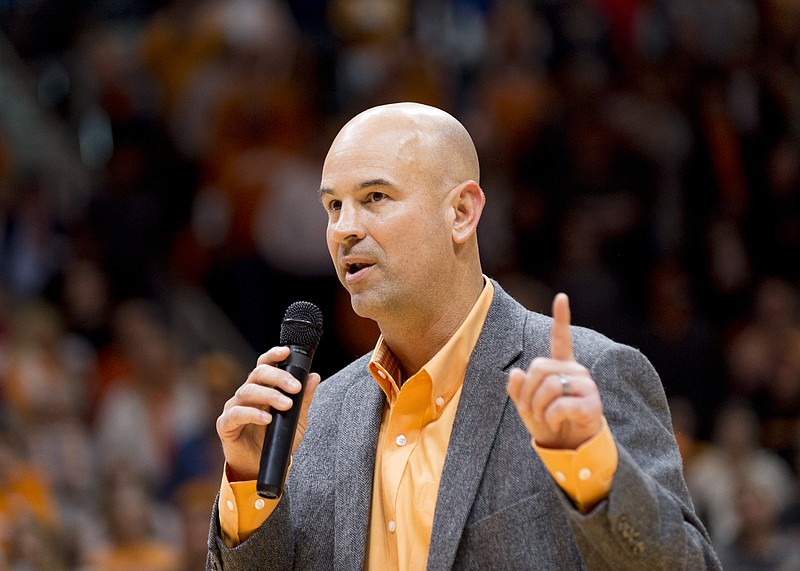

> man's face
[319,118,453,323]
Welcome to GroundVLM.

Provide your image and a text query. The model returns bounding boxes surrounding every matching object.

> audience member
[83,468,181,571]
[0,420,60,564]
[169,351,243,493]
[686,400,794,546]
[3,300,96,512]
[717,470,800,571]
[778,423,800,538]
[173,480,220,571]
[93,300,208,494]
[6,514,68,571]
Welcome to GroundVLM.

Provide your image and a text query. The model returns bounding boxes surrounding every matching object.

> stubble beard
[347,279,411,327]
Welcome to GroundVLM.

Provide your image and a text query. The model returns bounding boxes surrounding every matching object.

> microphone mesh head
[279,301,323,348]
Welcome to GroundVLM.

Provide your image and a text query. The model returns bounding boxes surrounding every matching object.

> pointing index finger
[551,292,575,362]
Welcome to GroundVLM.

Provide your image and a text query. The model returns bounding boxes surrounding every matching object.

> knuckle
[217,408,242,435]
[589,397,603,415]
[235,382,256,398]
[267,387,285,402]
[574,398,600,418]
[222,394,238,411]
[267,345,290,359]
[225,405,241,422]
[529,357,547,373]
[232,404,256,423]
[276,372,296,390]
[253,363,271,377]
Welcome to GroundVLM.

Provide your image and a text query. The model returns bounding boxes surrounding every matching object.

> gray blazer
[207,283,721,570]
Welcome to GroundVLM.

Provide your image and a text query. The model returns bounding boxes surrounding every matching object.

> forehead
[321,119,429,190]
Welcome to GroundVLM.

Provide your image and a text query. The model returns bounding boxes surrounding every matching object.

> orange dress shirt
[219,279,618,568]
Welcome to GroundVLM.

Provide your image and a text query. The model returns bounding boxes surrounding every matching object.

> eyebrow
[318,178,395,199]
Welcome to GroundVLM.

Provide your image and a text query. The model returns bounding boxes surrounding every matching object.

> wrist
[226,462,257,482]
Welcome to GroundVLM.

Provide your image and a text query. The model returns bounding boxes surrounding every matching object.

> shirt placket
[381,372,430,551]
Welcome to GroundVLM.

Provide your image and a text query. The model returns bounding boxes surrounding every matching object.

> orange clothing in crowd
[0,464,59,527]
[85,541,182,571]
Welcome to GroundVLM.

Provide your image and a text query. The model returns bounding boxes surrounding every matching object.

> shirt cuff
[218,463,279,547]
[532,417,618,512]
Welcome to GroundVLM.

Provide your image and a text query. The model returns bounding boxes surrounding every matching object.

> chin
[348,288,393,322]
[348,293,378,320]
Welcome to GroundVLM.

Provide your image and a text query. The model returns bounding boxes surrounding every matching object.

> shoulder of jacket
[314,353,373,398]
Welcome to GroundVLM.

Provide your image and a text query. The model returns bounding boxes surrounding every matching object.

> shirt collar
[368,277,495,409]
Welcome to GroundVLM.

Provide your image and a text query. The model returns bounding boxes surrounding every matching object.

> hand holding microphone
[257,302,323,498]
[216,302,323,493]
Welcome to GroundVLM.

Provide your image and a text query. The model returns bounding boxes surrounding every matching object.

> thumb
[293,373,321,452]
[301,373,321,410]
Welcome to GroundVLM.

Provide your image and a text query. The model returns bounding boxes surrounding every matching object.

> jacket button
[616,516,628,532]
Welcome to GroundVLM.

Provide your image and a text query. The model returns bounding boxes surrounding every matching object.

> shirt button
[578,468,592,481]
[555,471,567,483]
[226,500,235,511]
[254,498,265,510]
[388,520,396,533]
[435,397,444,407]
[377,369,387,379]
[395,434,407,446]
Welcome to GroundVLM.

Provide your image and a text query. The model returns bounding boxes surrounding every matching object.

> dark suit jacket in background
[208,282,721,570]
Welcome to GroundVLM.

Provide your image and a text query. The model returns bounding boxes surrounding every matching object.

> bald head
[320,102,486,349]
[329,102,480,192]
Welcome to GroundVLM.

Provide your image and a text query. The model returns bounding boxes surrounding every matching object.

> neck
[379,272,485,376]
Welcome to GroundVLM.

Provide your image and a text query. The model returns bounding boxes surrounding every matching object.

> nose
[330,200,365,244]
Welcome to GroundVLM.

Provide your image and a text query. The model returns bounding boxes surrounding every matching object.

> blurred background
[0,0,799,568]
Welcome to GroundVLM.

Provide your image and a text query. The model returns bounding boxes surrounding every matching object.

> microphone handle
[256,345,313,499]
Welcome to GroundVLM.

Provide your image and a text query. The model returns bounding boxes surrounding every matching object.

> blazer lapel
[334,373,384,571]
[426,286,531,570]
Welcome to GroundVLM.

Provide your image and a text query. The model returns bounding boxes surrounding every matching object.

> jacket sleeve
[205,368,351,571]
[207,492,296,571]
[562,342,721,570]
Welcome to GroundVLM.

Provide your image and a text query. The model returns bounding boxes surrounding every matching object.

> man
[208,102,720,570]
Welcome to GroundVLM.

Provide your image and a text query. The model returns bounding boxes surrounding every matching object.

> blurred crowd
[1,0,799,569]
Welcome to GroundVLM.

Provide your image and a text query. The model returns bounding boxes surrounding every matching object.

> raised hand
[507,293,603,450]
[216,346,321,481]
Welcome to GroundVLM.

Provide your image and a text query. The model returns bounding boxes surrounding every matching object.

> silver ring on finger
[559,374,571,397]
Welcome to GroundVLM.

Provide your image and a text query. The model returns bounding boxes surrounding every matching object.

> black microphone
[257,301,323,499]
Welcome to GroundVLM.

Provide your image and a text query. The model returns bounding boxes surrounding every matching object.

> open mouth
[346,263,371,274]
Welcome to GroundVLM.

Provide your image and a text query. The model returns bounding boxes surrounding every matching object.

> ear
[451,180,485,244]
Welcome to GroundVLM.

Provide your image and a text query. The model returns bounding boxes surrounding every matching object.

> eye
[326,199,342,212]
[368,192,386,203]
